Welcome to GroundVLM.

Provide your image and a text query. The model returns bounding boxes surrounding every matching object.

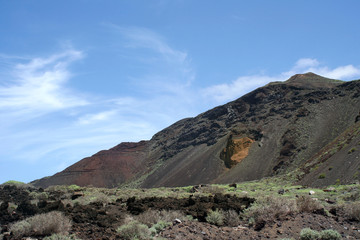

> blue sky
[1,0,360,184]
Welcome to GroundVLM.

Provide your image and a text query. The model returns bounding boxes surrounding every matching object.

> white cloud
[294,58,320,69]
[202,58,360,103]
[77,110,117,125]
[313,65,360,79]
[105,24,195,90]
[0,50,87,114]
[110,25,188,64]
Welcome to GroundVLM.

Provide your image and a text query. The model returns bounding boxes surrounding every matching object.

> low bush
[1,180,32,189]
[300,228,320,240]
[300,228,341,240]
[116,220,150,240]
[73,191,111,206]
[9,211,72,238]
[320,229,342,240]
[201,185,225,195]
[149,220,170,234]
[243,196,297,226]
[67,184,81,191]
[9,220,31,238]
[319,173,326,179]
[135,210,186,227]
[29,191,49,200]
[43,234,81,240]
[205,209,224,226]
[223,209,241,227]
[296,196,323,213]
[344,201,360,221]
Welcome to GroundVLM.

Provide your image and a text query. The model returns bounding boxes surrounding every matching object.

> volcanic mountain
[32,73,360,188]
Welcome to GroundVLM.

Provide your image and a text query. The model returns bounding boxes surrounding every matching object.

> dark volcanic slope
[33,73,360,188]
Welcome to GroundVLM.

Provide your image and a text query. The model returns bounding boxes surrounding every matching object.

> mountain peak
[285,72,343,88]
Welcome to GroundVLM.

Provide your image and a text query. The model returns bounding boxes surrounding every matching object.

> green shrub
[300,228,320,240]
[67,185,81,191]
[348,148,357,154]
[116,220,150,240]
[73,191,111,206]
[1,180,32,189]
[29,191,49,200]
[43,234,81,240]
[9,220,31,238]
[320,229,342,240]
[319,173,326,179]
[149,220,170,234]
[10,211,72,238]
[206,209,224,226]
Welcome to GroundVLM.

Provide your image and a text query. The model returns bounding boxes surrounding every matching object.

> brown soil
[161,213,360,240]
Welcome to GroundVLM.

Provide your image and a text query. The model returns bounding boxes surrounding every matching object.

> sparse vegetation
[2,178,360,239]
[116,220,150,240]
[320,229,342,240]
[1,180,33,189]
[299,228,341,240]
[205,209,224,226]
[67,184,81,191]
[243,196,297,226]
[149,220,170,234]
[9,211,72,238]
[135,209,186,227]
[296,196,323,213]
[300,228,321,240]
[223,209,241,227]
[344,201,360,221]
[319,173,326,179]
[348,147,357,154]
[43,234,82,240]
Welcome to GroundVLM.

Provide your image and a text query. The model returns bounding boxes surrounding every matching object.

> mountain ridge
[32,73,360,188]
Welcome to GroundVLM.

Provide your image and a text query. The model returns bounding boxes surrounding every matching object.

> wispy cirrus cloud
[77,110,118,125]
[105,24,195,91]
[202,58,360,103]
[0,50,87,115]
[109,25,188,64]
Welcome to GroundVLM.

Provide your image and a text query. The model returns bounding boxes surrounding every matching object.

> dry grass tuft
[135,209,186,227]
[296,196,323,213]
[243,196,297,226]
[344,201,360,221]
